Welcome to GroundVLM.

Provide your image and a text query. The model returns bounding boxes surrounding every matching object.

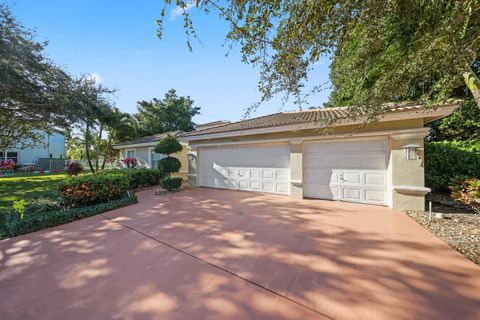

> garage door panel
[262,170,274,179]
[304,184,338,199]
[250,169,261,179]
[275,170,289,180]
[262,182,275,192]
[238,180,249,190]
[365,189,385,203]
[343,171,361,185]
[364,156,386,169]
[304,156,338,169]
[276,183,289,194]
[342,188,361,201]
[199,143,290,195]
[304,139,386,205]
[365,172,385,186]
[304,170,336,184]
[250,181,262,191]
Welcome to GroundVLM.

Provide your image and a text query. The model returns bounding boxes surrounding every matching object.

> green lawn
[0,173,66,210]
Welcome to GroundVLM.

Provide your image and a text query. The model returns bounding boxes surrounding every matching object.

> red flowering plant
[0,159,16,171]
[122,157,138,168]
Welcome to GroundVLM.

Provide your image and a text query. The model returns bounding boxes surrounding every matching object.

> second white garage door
[304,138,387,205]
[199,143,290,195]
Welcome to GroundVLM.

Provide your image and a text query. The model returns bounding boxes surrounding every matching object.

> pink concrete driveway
[1,188,480,320]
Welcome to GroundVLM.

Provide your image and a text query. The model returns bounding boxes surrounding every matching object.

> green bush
[126,168,164,189]
[154,134,183,155]
[58,174,129,206]
[159,177,183,191]
[158,157,181,175]
[449,177,480,214]
[425,141,480,192]
[98,168,164,189]
[5,195,137,237]
[24,198,61,213]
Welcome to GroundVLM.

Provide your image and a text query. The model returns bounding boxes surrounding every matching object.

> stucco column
[289,139,303,198]
[187,145,198,188]
[389,129,430,211]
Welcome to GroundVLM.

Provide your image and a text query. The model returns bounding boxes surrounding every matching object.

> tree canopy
[135,89,200,136]
[158,1,480,119]
[0,5,81,148]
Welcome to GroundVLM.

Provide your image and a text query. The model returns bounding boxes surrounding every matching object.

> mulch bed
[407,198,480,267]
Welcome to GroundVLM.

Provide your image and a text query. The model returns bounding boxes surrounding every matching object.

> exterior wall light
[187,153,195,161]
[403,144,420,160]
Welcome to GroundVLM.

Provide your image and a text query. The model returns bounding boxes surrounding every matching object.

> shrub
[24,198,62,213]
[98,168,164,189]
[449,178,480,214]
[155,135,184,191]
[159,177,183,191]
[157,157,181,175]
[425,141,480,192]
[125,168,164,189]
[58,174,128,206]
[5,195,137,237]
[154,134,183,155]
[65,161,84,176]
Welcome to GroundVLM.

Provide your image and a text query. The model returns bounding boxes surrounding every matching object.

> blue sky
[6,0,331,124]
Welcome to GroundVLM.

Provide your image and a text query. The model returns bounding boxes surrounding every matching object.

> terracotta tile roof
[196,120,231,130]
[180,103,426,138]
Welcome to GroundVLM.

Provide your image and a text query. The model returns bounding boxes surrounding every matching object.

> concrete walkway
[1,188,479,320]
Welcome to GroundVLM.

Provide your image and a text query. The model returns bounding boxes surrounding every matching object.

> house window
[0,151,4,160]
[149,148,165,169]
[7,152,18,163]
[125,149,136,158]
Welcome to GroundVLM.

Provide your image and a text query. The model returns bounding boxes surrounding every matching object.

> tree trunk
[84,123,95,173]
[95,124,103,172]
[464,66,480,107]
[101,137,112,170]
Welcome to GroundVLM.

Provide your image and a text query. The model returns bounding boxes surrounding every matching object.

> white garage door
[199,143,290,195]
[304,138,387,205]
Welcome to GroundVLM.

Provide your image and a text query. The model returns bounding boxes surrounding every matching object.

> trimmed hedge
[98,168,164,189]
[425,141,480,192]
[58,174,129,206]
[158,157,181,174]
[154,134,183,155]
[5,195,137,237]
[159,177,183,191]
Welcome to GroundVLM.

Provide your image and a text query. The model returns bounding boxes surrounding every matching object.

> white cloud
[88,72,103,83]
[169,2,195,21]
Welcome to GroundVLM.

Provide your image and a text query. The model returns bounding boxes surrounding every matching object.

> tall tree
[70,77,115,173]
[0,4,81,148]
[101,107,137,169]
[158,1,480,119]
[135,89,200,136]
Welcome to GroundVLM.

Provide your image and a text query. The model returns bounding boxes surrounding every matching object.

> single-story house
[0,131,65,166]
[113,131,188,178]
[113,122,232,180]
[180,101,461,211]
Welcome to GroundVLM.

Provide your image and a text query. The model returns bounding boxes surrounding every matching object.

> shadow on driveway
[1,188,479,319]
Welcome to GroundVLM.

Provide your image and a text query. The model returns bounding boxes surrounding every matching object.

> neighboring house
[0,131,65,166]
[180,101,461,211]
[113,131,189,179]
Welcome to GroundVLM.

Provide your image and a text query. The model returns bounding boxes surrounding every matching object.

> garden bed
[4,195,137,237]
[407,202,480,267]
